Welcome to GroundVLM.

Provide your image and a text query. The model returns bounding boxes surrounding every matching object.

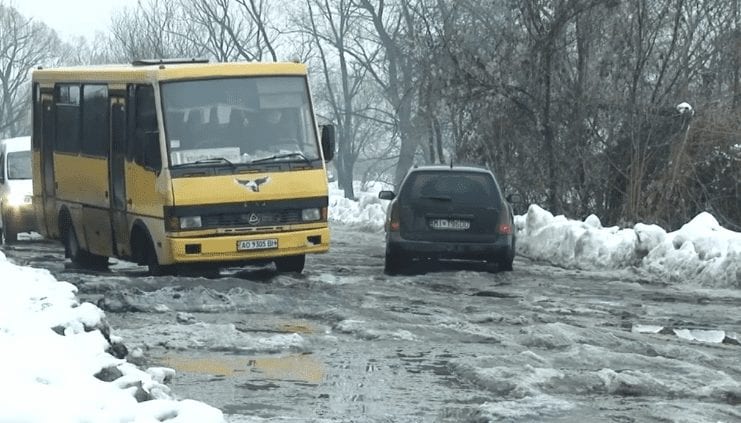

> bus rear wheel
[63,224,108,269]
[274,254,305,273]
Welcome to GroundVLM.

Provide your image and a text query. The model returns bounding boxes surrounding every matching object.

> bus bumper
[166,227,330,264]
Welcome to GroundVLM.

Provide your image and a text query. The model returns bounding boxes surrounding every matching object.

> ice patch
[673,329,726,344]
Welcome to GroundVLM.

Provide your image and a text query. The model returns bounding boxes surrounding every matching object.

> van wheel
[274,254,305,273]
[1,212,18,244]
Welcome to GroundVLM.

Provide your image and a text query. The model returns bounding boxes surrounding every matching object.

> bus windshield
[161,76,321,168]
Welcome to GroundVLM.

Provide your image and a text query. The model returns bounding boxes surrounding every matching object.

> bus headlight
[301,208,321,222]
[180,216,202,229]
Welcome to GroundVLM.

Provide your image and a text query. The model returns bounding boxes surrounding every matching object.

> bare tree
[0,4,65,137]
[108,0,205,62]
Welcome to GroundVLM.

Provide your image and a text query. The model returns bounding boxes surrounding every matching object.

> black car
[378,165,518,274]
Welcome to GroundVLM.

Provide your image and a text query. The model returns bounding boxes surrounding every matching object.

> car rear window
[401,171,501,206]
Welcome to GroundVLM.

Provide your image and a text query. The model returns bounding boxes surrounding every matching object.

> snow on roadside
[516,205,740,288]
[332,182,740,288]
[0,252,225,423]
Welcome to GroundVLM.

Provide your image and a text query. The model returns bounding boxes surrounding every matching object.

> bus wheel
[64,224,86,265]
[63,223,108,269]
[274,254,305,273]
[145,240,174,276]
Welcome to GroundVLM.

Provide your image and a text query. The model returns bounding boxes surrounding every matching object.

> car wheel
[1,212,18,244]
[275,254,305,273]
[384,245,408,275]
[498,241,515,272]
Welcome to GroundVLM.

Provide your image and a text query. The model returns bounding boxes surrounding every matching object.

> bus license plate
[237,238,278,251]
[430,218,470,231]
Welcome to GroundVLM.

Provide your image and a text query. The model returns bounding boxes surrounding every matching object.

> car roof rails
[131,58,210,66]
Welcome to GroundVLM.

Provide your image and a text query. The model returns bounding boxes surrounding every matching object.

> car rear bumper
[386,231,513,260]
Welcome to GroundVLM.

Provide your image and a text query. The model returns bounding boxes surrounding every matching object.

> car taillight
[497,207,513,235]
[388,204,400,231]
[497,223,513,235]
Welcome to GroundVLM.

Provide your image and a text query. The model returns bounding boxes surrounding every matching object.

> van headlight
[7,194,32,207]
[180,216,202,229]
[301,208,321,222]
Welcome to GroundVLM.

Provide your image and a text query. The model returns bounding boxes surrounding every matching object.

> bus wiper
[250,152,314,165]
[171,157,236,169]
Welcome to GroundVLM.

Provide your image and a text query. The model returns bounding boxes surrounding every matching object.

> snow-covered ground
[0,180,737,422]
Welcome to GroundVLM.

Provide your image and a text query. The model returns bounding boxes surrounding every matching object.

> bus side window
[133,85,161,171]
[55,84,81,154]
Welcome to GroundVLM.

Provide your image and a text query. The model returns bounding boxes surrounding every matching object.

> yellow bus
[31,59,335,275]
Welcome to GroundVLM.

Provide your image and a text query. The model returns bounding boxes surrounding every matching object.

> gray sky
[12,0,125,40]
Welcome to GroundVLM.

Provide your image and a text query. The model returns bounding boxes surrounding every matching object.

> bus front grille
[202,210,303,228]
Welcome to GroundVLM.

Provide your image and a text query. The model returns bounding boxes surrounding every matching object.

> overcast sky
[12,0,125,40]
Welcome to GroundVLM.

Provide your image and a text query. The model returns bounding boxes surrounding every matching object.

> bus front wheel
[145,240,175,276]
[274,254,305,273]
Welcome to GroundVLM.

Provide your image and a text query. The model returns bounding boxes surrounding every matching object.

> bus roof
[31,61,308,85]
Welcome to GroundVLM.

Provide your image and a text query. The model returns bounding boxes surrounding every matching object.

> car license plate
[237,238,278,251]
[429,218,470,230]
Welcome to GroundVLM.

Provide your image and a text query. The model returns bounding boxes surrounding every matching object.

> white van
[0,136,34,243]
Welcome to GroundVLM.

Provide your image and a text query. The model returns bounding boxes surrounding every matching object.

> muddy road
[3,225,740,422]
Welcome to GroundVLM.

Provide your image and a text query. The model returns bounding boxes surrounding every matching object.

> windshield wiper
[250,152,314,165]
[420,195,452,201]
[171,157,236,169]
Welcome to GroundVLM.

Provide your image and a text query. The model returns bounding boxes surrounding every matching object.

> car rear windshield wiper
[171,157,236,169]
[420,195,452,201]
[250,152,314,165]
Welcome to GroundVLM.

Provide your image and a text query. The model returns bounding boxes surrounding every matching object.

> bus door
[39,94,56,236]
[110,96,129,256]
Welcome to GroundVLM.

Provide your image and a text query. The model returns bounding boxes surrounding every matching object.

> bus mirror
[320,124,335,162]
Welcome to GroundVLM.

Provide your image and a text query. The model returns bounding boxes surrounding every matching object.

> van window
[7,151,32,180]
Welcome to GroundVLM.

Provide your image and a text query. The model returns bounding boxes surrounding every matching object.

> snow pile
[515,205,740,287]
[0,251,225,423]
[328,181,390,232]
[330,183,740,287]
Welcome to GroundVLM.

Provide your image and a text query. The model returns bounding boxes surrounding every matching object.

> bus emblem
[248,213,260,225]
[235,176,270,192]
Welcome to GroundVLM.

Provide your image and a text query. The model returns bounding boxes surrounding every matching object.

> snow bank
[328,181,390,232]
[515,205,740,288]
[0,251,225,423]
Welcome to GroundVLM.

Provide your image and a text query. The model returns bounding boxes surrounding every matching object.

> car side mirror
[506,193,522,204]
[320,124,335,162]
[378,190,396,200]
